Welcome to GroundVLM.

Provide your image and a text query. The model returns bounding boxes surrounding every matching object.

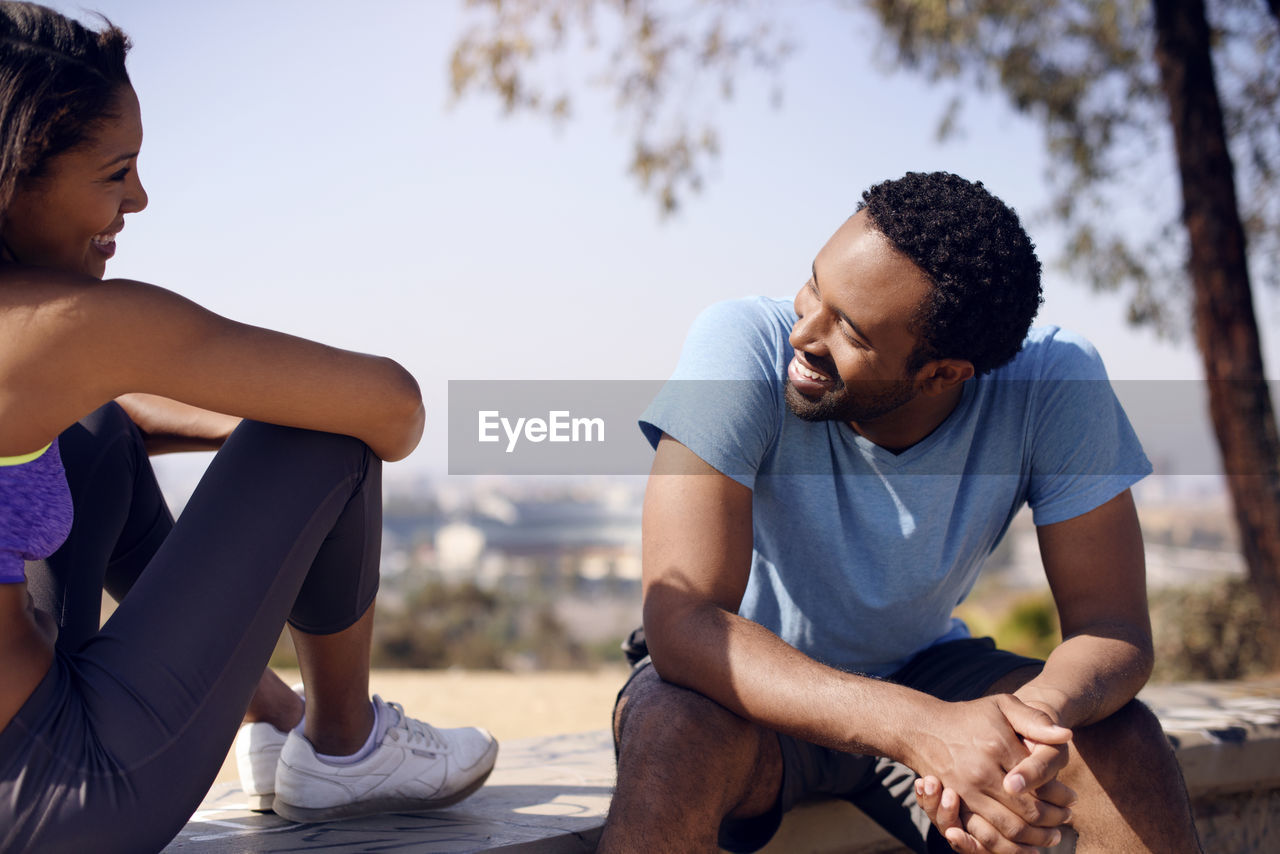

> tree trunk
[1153,0,1280,663]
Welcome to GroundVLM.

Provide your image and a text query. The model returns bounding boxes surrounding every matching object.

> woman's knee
[224,420,378,486]
[229,419,366,456]
[58,401,145,476]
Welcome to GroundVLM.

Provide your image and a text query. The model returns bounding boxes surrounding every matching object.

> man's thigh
[613,658,798,852]
[612,638,1043,854]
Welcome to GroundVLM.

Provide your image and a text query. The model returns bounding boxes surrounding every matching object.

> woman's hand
[115,393,241,454]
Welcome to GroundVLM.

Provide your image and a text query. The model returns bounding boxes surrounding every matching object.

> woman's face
[2,85,148,279]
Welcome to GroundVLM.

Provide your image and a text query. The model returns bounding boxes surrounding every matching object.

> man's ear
[914,358,974,396]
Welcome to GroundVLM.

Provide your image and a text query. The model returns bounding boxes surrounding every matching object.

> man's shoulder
[997,325,1110,381]
[691,296,795,339]
[671,296,796,383]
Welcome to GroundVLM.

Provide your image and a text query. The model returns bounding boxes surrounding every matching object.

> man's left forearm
[1028,490,1155,730]
[1014,620,1154,729]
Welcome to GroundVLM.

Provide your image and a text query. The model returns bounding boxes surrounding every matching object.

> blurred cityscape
[375,476,646,670]
[378,473,1241,593]
[373,474,1243,667]
[154,458,1249,675]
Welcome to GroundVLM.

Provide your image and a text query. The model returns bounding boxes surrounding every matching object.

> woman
[0,4,497,852]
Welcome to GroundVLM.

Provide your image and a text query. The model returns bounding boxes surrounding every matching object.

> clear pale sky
[43,0,1278,478]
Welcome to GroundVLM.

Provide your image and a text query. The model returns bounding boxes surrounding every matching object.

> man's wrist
[1013,683,1069,724]
[878,689,947,770]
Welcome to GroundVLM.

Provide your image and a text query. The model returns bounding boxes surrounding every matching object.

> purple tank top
[0,439,73,583]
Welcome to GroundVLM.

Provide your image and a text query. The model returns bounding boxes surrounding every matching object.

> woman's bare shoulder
[0,267,194,452]
[1,265,178,309]
[0,269,208,364]
[0,267,166,331]
[0,264,95,311]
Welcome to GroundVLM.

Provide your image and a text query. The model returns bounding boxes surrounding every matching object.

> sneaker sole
[246,792,275,812]
[272,741,499,824]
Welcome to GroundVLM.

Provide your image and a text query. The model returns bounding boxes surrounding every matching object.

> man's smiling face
[784,210,935,426]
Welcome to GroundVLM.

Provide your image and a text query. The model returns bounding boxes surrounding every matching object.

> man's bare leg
[600,665,783,854]
[988,666,1202,854]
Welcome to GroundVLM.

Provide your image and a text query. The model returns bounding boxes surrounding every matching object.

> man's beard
[784,376,917,424]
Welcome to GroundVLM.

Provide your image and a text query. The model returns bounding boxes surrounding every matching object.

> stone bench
[165,730,613,853]
[166,678,1280,853]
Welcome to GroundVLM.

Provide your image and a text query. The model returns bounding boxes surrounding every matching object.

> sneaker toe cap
[448,727,498,771]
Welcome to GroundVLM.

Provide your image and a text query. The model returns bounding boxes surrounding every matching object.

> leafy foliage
[450,0,793,213]
[451,0,1279,336]
[271,577,618,670]
[866,0,1280,334]
[369,578,605,670]
[955,581,1272,681]
[956,590,1061,661]
[1150,577,1271,681]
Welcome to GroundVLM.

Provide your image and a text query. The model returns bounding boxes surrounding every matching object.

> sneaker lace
[385,701,447,754]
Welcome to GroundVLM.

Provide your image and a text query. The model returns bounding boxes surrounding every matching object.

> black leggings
[2,405,382,854]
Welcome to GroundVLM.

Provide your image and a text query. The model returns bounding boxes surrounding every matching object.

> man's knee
[1060,700,1202,850]
[614,664,764,762]
[1066,697,1183,793]
[1080,697,1165,747]
[612,664,783,822]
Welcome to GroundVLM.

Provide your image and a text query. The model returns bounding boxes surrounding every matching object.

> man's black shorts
[615,634,1042,854]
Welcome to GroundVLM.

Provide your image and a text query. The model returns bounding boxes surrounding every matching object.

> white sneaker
[272,695,499,823]
[234,683,304,811]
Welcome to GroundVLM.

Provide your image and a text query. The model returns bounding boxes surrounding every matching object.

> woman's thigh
[24,403,173,651]
[3,421,381,853]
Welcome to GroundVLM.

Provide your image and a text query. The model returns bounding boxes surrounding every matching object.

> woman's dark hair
[857,172,1043,376]
[0,1,131,217]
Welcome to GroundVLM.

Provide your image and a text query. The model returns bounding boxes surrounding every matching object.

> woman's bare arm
[0,272,424,460]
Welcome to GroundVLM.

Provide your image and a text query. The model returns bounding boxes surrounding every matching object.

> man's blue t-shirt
[639,297,1151,676]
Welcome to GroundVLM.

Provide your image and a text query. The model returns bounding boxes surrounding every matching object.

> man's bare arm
[644,435,924,753]
[643,435,1071,852]
[1006,489,1154,787]
[920,490,1155,852]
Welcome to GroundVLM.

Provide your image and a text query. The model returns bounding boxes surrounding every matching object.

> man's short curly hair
[857,172,1043,376]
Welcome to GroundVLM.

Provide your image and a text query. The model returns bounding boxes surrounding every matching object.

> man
[601,172,1201,854]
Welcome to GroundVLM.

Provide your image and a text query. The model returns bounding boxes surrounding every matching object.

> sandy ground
[215,667,630,784]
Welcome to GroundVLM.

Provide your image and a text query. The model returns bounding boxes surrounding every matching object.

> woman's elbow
[372,359,425,462]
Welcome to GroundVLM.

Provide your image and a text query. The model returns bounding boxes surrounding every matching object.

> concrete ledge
[1143,678,1280,854]
[165,730,613,853]
[168,678,1280,853]
[1141,679,1280,797]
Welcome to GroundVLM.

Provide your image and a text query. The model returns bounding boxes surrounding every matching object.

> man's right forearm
[642,594,930,763]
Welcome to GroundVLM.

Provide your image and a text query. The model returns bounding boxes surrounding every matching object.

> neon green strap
[0,443,52,466]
